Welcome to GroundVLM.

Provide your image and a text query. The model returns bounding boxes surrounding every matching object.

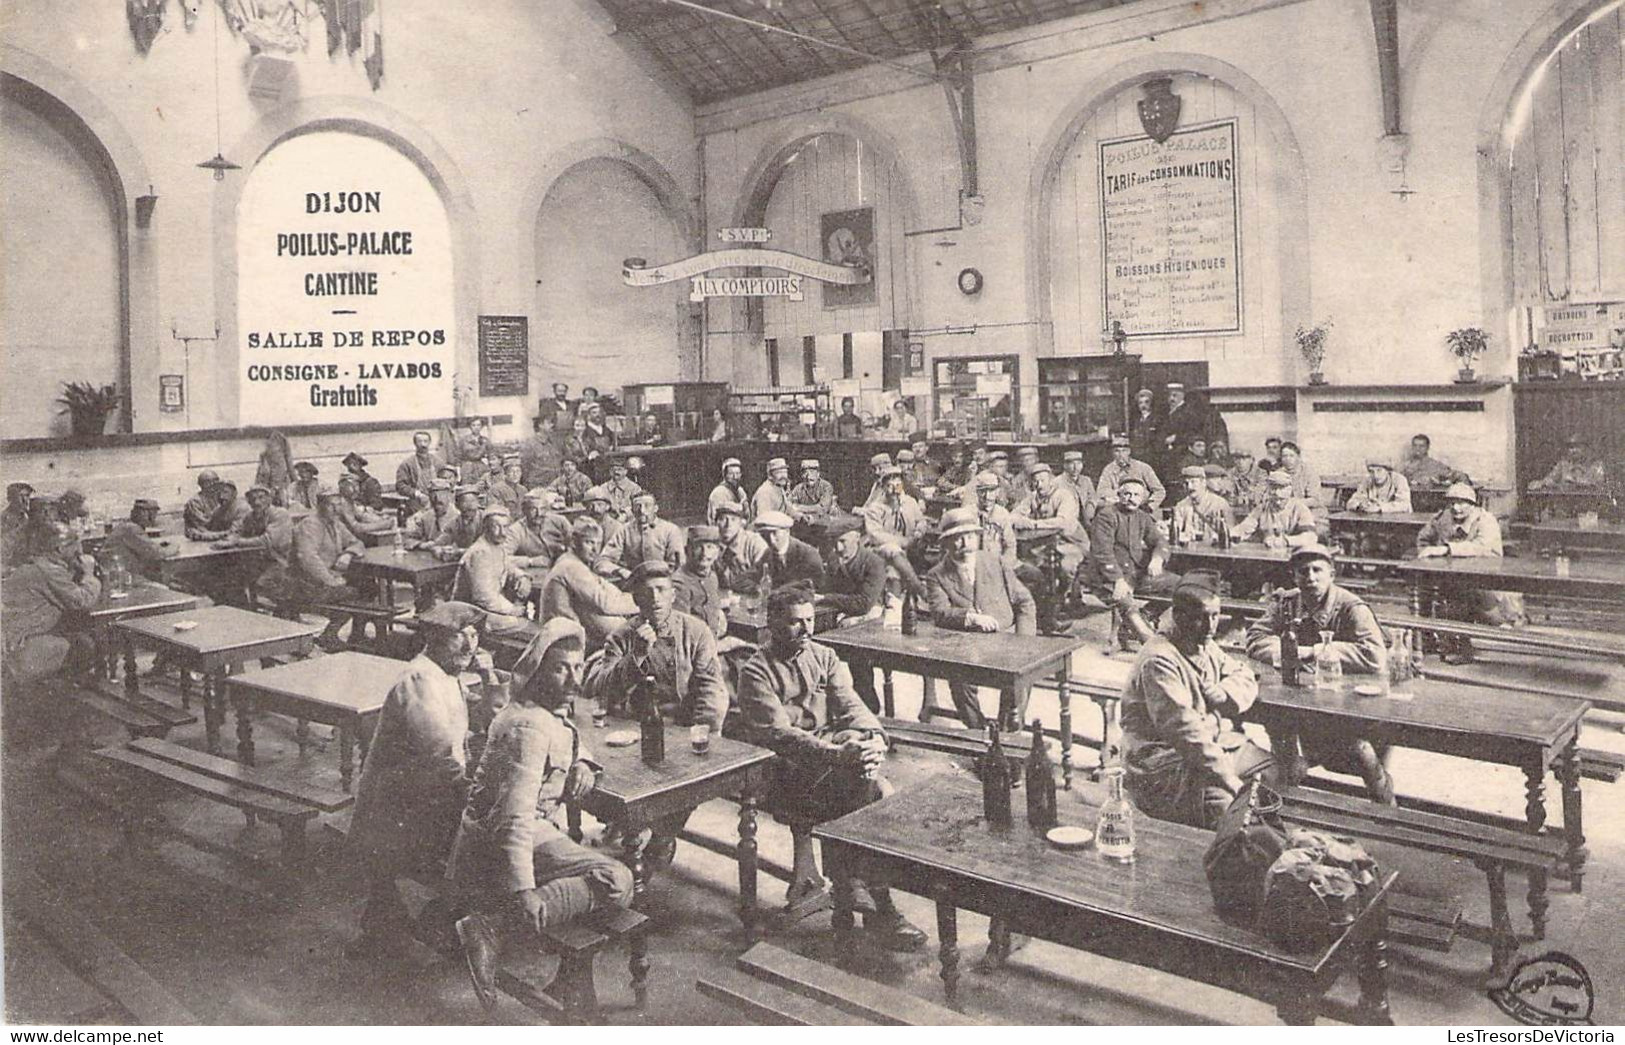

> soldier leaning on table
[1415,482,1526,646]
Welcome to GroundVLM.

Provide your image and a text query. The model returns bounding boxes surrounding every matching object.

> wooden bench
[89,737,350,890]
[62,683,196,741]
[1279,785,1566,982]
[1379,611,1625,666]
[265,595,408,649]
[700,942,978,1026]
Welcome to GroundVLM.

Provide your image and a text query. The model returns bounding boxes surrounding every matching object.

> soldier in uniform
[603,458,644,519]
[435,488,487,552]
[714,503,770,595]
[288,461,324,512]
[1170,465,1234,544]
[789,459,835,519]
[1416,482,1525,640]
[1097,435,1166,511]
[1086,477,1181,646]
[707,457,751,524]
[342,452,385,510]
[482,455,527,517]
[395,431,443,504]
[752,457,801,521]
[1347,458,1413,514]
[547,457,592,509]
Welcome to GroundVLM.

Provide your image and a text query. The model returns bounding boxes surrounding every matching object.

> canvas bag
[1203,779,1289,925]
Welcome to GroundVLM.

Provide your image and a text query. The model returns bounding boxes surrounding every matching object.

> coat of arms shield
[1138,78,1181,143]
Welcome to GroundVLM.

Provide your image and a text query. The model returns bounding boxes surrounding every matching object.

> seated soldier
[1400,433,1466,489]
[603,458,644,518]
[987,451,1020,509]
[1057,451,1097,522]
[482,455,527,517]
[1200,462,1238,511]
[347,601,491,959]
[597,493,684,581]
[403,479,457,549]
[506,489,568,570]
[453,508,541,641]
[1096,435,1166,511]
[1122,580,1276,829]
[737,586,926,948]
[288,461,324,512]
[1232,472,1324,548]
[910,441,940,488]
[1277,442,1324,510]
[788,459,835,520]
[395,431,443,504]
[707,457,751,525]
[1416,482,1525,644]
[752,457,802,521]
[1244,543,1393,803]
[449,619,635,1013]
[205,480,251,537]
[548,457,592,509]
[861,452,893,508]
[2,480,34,575]
[1170,465,1234,543]
[287,491,367,650]
[816,516,888,712]
[1346,458,1413,514]
[336,474,396,540]
[924,507,1037,728]
[859,466,928,597]
[539,517,637,648]
[1,521,101,694]
[342,452,385,510]
[435,488,487,552]
[895,450,926,501]
[582,484,623,551]
[1011,462,1088,634]
[1529,434,1610,490]
[1226,450,1258,511]
[183,470,222,540]
[214,485,292,601]
[755,511,824,590]
[672,525,726,639]
[1087,477,1181,646]
[106,498,177,581]
[585,559,731,864]
[714,502,770,595]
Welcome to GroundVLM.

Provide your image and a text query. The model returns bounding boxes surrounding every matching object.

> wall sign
[821,208,876,308]
[717,227,772,244]
[478,315,529,397]
[236,132,456,425]
[1099,119,1242,339]
[158,374,184,413]
[689,276,803,302]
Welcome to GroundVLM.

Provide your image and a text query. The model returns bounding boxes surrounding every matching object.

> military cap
[502,453,522,465]
[1029,462,1053,477]
[686,525,722,544]
[939,507,981,539]
[1016,445,1039,458]
[754,510,794,531]
[1288,542,1336,567]
[869,452,892,468]
[1134,388,1154,401]
[584,484,614,503]
[453,484,482,499]
[427,479,454,493]
[418,600,485,632]
[483,505,513,521]
[294,461,320,476]
[879,465,904,479]
[1204,464,1228,478]
[766,457,788,472]
[1266,472,1294,489]
[132,498,161,512]
[1117,476,1148,492]
[713,501,747,519]
[626,559,673,586]
[1443,482,1478,503]
[1181,465,1206,479]
[1062,451,1084,463]
[342,452,368,469]
[244,487,272,500]
[1110,435,1132,448]
[1365,456,1391,469]
[896,450,916,463]
[436,465,460,479]
[722,457,742,470]
[989,450,1009,461]
[800,459,820,470]
[974,470,1001,490]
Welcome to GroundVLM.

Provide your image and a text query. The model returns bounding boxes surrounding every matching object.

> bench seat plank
[736,942,977,1026]
[699,967,872,1026]
[93,747,318,821]
[1283,786,1566,862]
[127,737,351,812]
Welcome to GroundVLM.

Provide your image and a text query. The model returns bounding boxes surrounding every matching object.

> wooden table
[815,620,1087,790]
[1248,672,1590,898]
[1396,555,1625,612]
[1327,511,1434,559]
[565,720,776,942]
[1515,518,1625,554]
[117,607,319,754]
[725,604,838,644]
[1169,543,1398,592]
[225,651,407,790]
[346,545,459,608]
[815,774,1397,1024]
[1522,488,1618,520]
[83,583,200,693]
[151,539,258,586]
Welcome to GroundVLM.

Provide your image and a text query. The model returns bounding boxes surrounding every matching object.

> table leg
[737,792,759,937]
[829,850,856,947]
[1524,763,1550,936]
[1356,919,1394,1025]
[1057,660,1073,790]
[234,692,255,766]
[203,673,223,754]
[1557,741,1586,894]
[623,825,649,914]
[880,662,895,719]
[178,668,193,712]
[979,918,1012,970]
[122,635,140,701]
[934,893,960,1006]
[339,725,356,792]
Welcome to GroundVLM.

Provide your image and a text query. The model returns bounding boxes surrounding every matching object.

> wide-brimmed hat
[1443,482,1477,503]
[939,507,981,539]
[342,452,368,469]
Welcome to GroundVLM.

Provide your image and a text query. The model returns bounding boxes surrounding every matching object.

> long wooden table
[116,606,319,754]
[346,545,459,608]
[815,774,1397,1024]
[1396,554,1625,610]
[1327,511,1434,558]
[83,583,199,691]
[1513,518,1625,554]
[226,651,408,790]
[814,620,1087,790]
[565,719,776,941]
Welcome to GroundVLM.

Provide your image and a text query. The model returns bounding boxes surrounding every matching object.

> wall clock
[957,267,983,295]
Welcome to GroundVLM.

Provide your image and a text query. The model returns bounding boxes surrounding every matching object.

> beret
[754,510,794,530]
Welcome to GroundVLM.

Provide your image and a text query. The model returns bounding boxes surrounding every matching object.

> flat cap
[687,524,722,544]
[502,453,522,465]
[626,559,672,586]
[1443,482,1477,503]
[1016,445,1039,457]
[1365,456,1391,469]
[1204,464,1228,477]
[869,452,892,467]
[342,452,368,468]
[1181,465,1207,479]
[1288,542,1335,566]
[800,459,820,470]
[766,457,788,471]
[754,510,794,531]
[132,498,161,511]
[418,600,485,632]
[1062,451,1083,463]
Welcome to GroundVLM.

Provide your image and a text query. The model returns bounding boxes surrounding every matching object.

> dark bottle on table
[981,723,1013,827]
[1024,718,1057,829]
[639,679,665,765]
[1277,593,1302,687]
[901,590,918,635]
[1215,517,1232,549]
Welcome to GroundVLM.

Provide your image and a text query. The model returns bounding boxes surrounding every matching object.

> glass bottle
[981,723,1013,827]
[900,590,918,636]
[1276,593,1301,686]
[392,527,406,557]
[882,589,903,632]
[1095,765,1137,862]
[105,548,129,599]
[1024,719,1057,829]
[639,683,665,765]
[1314,630,1343,690]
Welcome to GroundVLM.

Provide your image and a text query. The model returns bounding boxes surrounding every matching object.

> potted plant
[1445,326,1489,383]
[56,381,119,436]
[1295,319,1333,385]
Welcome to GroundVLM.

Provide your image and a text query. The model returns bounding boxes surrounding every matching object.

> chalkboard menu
[478,315,529,397]
[1099,120,1242,339]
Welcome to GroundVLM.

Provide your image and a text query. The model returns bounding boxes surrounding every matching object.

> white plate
[604,729,639,748]
[172,621,199,631]
[1046,826,1093,850]
[1353,683,1383,697]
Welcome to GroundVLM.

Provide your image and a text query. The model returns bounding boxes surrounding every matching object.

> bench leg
[122,636,140,700]
[829,851,856,948]
[1522,765,1551,934]
[202,673,222,754]
[1557,742,1586,894]
[235,693,256,767]
[1527,870,1549,941]
[178,668,192,712]
[737,793,759,938]
[628,927,649,1013]
[1057,662,1073,790]
[881,664,895,719]
[1485,864,1517,986]
[339,725,355,792]
[934,891,960,1007]
[1357,924,1394,1025]
[550,952,598,1025]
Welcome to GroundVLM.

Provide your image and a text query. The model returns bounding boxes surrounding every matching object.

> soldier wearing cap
[194,479,250,546]
[103,498,171,580]
[286,491,367,649]
[184,469,224,539]
[1012,462,1089,593]
[453,507,541,641]
[817,514,887,633]
[1226,450,1259,511]
[507,489,570,569]
[909,441,940,489]
[213,486,293,599]
[335,474,395,540]
[346,600,490,959]
[341,452,384,510]
[1057,451,1097,521]
[1245,543,1393,803]
[403,479,457,549]
[756,510,824,590]
[2,521,102,691]
[598,492,684,580]
[1087,475,1181,646]
[435,487,488,552]
[861,452,894,508]
[1171,464,1235,543]
[1529,434,1610,491]
[1121,579,1275,829]
[673,525,728,639]
[396,431,444,505]
[540,517,637,648]
[581,484,624,552]
[450,619,635,1011]
[752,457,802,521]
[603,457,644,518]
[1400,433,1467,490]
[789,459,835,519]
[547,456,592,509]
[892,449,925,501]
[1416,482,1525,635]
[1232,472,1323,548]
[963,470,1020,570]
[708,457,751,525]
[714,502,770,594]
[482,454,527,518]
[924,507,1037,726]
[1202,461,1238,507]
[985,450,1021,508]
[1011,445,1041,504]
[2,481,34,574]
[287,461,323,512]
[1347,457,1412,514]
[455,418,495,486]
[860,466,928,596]
[1097,435,1166,511]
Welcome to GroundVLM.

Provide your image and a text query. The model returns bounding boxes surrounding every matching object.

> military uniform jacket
[789,479,835,516]
[184,491,221,540]
[716,529,770,593]
[106,520,168,579]
[1013,484,1088,555]
[1121,634,1258,778]
[752,480,799,520]
[1097,459,1167,509]
[765,536,825,591]
[482,477,525,517]
[454,537,527,617]
[1232,499,1320,545]
[821,547,887,619]
[549,469,592,507]
[737,639,881,766]
[585,611,730,730]
[228,507,294,569]
[395,451,443,498]
[604,476,644,518]
[1172,491,1234,541]
[403,507,452,548]
[672,562,726,637]
[599,518,685,572]
[434,512,486,550]
[1,555,100,652]
[540,551,637,625]
[1088,504,1168,583]
[1416,505,1503,557]
[1347,473,1413,513]
[288,479,323,511]
[707,482,751,524]
[860,495,926,549]
[290,514,363,590]
[1245,583,1386,674]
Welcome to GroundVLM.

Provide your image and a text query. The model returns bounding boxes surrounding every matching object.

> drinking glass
[690,723,711,754]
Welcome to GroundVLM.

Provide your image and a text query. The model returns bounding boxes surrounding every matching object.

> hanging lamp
[197,0,240,180]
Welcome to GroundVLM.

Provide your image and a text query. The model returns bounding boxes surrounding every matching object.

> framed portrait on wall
[821,206,876,309]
